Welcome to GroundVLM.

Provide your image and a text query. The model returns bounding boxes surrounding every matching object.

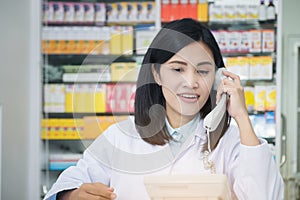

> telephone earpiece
[203,68,228,132]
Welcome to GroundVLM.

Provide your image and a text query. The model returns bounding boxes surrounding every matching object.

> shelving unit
[41,1,159,198]
[40,0,278,198]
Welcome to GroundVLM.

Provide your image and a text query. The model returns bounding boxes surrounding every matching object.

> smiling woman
[44,18,284,200]
[151,41,215,127]
[135,19,229,148]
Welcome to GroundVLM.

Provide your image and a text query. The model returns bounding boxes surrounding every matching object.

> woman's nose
[182,70,199,88]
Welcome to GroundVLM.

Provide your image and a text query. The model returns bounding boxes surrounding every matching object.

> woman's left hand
[216,69,260,146]
[216,70,248,121]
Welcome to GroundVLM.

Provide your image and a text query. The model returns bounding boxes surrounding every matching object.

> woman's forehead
[168,42,214,64]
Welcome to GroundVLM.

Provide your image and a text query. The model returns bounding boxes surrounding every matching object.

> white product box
[83,3,95,23]
[94,3,106,24]
[227,31,241,52]
[43,2,54,23]
[44,84,65,112]
[247,5,259,20]
[52,2,64,22]
[209,4,224,22]
[249,30,262,53]
[262,30,275,52]
[63,2,75,23]
[240,31,250,52]
[74,3,85,23]
[249,56,273,80]
[135,27,158,55]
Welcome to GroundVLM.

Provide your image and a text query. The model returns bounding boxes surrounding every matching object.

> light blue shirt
[165,114,200,156]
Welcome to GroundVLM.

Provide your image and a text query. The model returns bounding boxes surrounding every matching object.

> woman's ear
[151,65,162,86]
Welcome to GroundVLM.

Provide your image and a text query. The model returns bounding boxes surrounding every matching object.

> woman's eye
[173,68,183,72]
[197,70,209,75]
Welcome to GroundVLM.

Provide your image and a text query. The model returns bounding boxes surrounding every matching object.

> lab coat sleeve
[227,136,284,200]
[43,141,112,200]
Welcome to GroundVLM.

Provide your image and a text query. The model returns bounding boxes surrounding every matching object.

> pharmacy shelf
[44,112,133,118]
[207,20,276,30]
[43,54,136,65]
[221,52,274,57]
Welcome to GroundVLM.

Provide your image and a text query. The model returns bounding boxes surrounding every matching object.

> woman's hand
[216,70,248,121]
[216,69,259,146]
[57,183,117,200]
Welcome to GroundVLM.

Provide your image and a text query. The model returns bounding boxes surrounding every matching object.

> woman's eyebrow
[167,60,187,65]
[167,60,213,67]
[197,61,213,67]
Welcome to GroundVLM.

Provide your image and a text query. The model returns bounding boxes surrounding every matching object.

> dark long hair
[134,18,230,151]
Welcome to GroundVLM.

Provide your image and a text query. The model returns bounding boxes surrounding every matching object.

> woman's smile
[177,93,200,103]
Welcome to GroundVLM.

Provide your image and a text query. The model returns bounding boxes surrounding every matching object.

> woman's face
[153,41,215,127]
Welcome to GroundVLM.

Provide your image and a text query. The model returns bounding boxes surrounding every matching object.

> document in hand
[144,174,231,200]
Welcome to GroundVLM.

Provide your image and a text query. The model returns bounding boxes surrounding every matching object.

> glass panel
[297,48,300,173]
[297,112,300,173]
[298,47,300,105]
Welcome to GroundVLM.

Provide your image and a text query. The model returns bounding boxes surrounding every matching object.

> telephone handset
[203,68,228,132]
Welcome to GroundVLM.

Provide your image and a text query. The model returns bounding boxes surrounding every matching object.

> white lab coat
[44,116,284,200]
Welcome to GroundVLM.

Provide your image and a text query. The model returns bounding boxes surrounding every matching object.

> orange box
[81,116,128,139]
[161,0,170,22]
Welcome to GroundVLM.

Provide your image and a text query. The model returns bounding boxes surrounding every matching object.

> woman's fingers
[81,183,117,199]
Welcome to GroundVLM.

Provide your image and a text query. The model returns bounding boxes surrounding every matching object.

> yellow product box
[254,85,266,112]
[50,119,82,140]
[65,84,74,113]
[73,84,92,112]
[121,26,133,55]
[265,85,276,111]
[70,84,105,113]
[111,62,138,82]
[110,26,122,55]
[94,84,106,113]
[225,57,238,73]
[198,0,208,22]
[226,56,250,80]
[244,86,255,113]
[41,119,49,139]
[124,62,139,81]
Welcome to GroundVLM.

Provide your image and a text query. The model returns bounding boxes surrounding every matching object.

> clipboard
[144,174,231,200]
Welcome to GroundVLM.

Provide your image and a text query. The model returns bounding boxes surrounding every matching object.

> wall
[0,0,41,199]
[280,0,300,198]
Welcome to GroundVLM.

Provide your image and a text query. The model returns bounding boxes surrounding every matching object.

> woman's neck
[166,114,197,128]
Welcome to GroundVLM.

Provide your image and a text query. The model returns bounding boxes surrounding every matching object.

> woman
[44,18,284,200]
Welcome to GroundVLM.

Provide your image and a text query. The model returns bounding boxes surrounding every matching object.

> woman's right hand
[57,183,117,200]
